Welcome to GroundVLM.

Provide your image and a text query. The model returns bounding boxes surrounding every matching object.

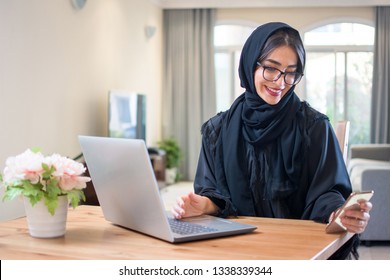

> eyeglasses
[256,62,303,86]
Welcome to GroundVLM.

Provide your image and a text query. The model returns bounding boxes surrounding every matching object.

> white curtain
[371,6,390,143]
[162,9,216,180]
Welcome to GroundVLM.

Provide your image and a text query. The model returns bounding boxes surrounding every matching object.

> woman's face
[254,45,298,105]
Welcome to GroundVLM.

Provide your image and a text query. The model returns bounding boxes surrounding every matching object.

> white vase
[23,195,68,238]
[165,167,177,185]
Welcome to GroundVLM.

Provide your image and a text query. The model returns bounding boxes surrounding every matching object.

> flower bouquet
[1,148,91,215]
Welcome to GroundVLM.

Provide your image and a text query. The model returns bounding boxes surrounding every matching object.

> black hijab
[218,22,307,216]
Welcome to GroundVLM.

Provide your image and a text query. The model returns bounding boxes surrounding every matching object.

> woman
[172,22,372,259]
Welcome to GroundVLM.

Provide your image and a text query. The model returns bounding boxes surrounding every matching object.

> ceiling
[152,0,390,9]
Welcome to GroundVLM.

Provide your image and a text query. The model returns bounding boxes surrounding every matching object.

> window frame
[301,20,374,145]
[214,22,257,112]
[302,45,374,121]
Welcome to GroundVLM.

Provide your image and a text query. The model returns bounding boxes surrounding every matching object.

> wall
[0,0,163,220]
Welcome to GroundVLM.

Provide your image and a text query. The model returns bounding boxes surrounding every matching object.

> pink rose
[3,149,45,185]
[46,154,90,191]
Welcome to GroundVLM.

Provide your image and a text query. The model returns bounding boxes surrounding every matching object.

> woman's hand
[332,199,373,234]
[171,192,219,219]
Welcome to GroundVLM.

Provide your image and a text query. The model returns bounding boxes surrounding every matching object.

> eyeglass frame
[256,62,304,86]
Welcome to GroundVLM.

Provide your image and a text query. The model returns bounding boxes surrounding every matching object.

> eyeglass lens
[258,63,302,85]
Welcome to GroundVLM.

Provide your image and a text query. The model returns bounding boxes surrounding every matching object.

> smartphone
[325,191,374,233]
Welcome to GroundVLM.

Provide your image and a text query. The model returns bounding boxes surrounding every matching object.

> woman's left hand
[340,200,373,234]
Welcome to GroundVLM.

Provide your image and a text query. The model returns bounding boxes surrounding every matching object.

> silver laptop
[79,135,256,243]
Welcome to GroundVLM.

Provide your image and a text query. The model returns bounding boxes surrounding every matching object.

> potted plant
[1,148,91,238]
[157,138,183,184]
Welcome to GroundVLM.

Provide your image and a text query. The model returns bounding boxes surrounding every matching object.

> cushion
[348,158,390,192]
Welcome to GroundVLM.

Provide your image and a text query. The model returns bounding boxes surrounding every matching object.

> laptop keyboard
[168,218,218,235]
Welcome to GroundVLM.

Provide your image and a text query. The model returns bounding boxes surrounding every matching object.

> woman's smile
[264,85,284,97]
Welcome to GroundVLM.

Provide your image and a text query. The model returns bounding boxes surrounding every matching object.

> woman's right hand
[171,192,219,219]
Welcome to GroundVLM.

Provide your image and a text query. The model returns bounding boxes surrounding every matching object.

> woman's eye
[266,67,278,73]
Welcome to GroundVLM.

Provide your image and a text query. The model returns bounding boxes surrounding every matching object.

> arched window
[214,24,255,112]
[302,22,374,145]
[214,22,374,145]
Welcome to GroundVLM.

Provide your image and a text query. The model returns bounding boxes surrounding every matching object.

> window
[214,22,374,145]
[302,23,374,145]
[214,24,255,112]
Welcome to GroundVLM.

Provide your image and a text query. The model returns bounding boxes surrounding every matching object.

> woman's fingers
[342,201,372,233]
[171,193,192,219]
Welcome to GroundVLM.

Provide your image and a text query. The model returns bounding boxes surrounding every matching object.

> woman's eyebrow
[264,58,297,68]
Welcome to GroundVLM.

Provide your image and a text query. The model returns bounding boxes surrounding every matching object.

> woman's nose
[274,74,286,88]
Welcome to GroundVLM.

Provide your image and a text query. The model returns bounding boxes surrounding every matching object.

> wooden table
[0,206,353,260]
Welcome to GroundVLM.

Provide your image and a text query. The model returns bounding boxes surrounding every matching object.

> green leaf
[2,187,24,201]
[67,189,85,208]
[28,193,44,206]
[44,195,58,216]
[42,163,55,179]
[30,147,41,153]
[46,179,62,198]
[157,138,183,168]
[22,181,43,196]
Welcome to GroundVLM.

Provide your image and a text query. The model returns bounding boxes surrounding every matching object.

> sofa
[347,144,390,242]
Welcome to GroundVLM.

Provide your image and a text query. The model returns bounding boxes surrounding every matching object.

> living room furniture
[335,120,350,163]
[347,144,390,242]
[0,205,353,260]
